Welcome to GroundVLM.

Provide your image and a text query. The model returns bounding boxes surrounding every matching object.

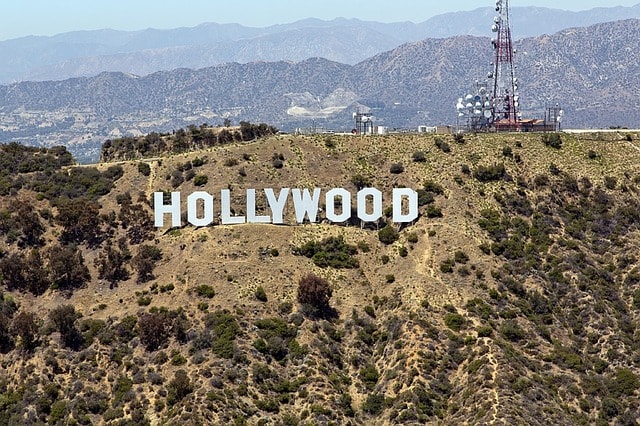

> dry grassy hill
[1,130,640,425]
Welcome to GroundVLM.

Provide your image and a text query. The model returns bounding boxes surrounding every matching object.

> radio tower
[490,0,520,128]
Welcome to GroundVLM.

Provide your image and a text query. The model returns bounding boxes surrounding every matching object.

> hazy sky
[2,0,639,41]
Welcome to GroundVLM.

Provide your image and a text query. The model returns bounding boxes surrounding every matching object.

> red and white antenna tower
[490,0,520,127]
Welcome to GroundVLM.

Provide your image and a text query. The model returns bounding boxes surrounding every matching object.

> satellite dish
[466,103,473,109]
[484,101,491,108]
[459,112,465,117]
[465,94,473,101]
[492,24,499,32]
[474,95,481,101]
[484,110,492,118]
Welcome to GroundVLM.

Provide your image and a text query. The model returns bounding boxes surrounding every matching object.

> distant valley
[1,15,640,162]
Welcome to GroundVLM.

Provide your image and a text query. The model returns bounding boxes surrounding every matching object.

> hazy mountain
[1,4,640,83]
[1,19,639,162]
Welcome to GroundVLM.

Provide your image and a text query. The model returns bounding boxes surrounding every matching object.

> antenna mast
[491,0,520,127]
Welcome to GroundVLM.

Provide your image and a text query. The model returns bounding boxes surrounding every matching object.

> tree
[297,273,335,318]
[10,311,39,351]
[132,245,163,283]
[24,250,50,295]
[56,198,102,246]
[48,244,90,293]
[138,311,170,351]
[96,240,131,288]
[167,370,193,406]
[49,305,83,349]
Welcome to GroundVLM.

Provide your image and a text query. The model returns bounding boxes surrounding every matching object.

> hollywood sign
[153,188,419,227]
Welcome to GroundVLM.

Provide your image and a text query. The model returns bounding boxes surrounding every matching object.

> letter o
[187,191,214,227]
[357,188,382,222]
[326,188,351,222]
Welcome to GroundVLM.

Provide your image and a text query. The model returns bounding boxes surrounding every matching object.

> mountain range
[1,4,640,83]
[1,16,640,162]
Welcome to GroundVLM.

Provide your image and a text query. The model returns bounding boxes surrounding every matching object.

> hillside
[1,130,640,424]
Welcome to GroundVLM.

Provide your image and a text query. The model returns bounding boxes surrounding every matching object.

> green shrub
[362,393,385,414]
[204,310,240,359]
[296,236,359,269]
[364,305,376,318]
[351,174,371,190]
[477,325,493,338]
[255,286,268,302]
[193,174,208,187]
[359,364,380,390]
[378,225,399,245]
[423,180,444,195]
[196,284,216,299]
[255,398,280,413]
[385,274,395,283]
[542,133,562,149]
[444,312,465,331]
[604,176,617,190]
[137,162,151,176]
[412,151,427,163]
[389,163,404,174]
[435,138,451,153]
[454,250,469,264]
[426,205,443,218]
[500,320,525,342]
[608,368,639,397]
[473,163,506,182]
[440,258,455,273]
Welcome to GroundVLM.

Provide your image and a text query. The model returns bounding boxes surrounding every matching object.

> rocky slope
[1,130,639,424]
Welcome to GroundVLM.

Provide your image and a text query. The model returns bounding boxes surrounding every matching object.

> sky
[2,0,639,41]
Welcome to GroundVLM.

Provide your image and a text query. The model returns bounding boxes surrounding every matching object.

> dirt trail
[487,341,500,425]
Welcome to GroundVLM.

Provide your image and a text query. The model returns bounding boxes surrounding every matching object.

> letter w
[292,188,321,223]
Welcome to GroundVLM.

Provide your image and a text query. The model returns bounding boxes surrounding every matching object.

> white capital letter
[357,188,382,222]
[392,188,419,223]
[247,189,271,223]
[265,188,289,224]
[292,188,321,223]
[187,191,214,227]
[154,192,181,227]
[221,189,245,225]
[325,188,351,222]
